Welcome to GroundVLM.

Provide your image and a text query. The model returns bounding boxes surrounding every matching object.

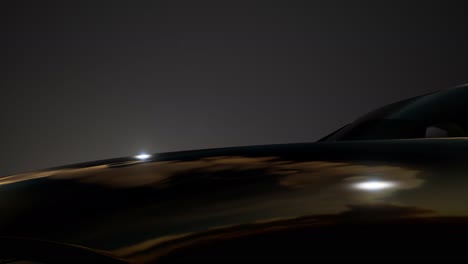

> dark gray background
[2,1,468,176]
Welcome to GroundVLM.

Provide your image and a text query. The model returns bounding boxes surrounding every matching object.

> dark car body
[2,86,468,262]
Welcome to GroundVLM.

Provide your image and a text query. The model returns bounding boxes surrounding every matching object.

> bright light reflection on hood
[135,153,151,160]
[353,180,396,191]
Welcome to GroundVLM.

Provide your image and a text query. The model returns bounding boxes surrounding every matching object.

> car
[2,85,468,262]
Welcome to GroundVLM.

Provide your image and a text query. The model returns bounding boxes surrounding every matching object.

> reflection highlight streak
[353,180,397,191]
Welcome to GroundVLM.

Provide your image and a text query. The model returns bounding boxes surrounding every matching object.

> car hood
[2,140,468,262]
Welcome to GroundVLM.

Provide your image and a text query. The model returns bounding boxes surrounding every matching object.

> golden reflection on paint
[0,156,424,197]
[0,157,424,213]
[0,165,109,186]
[112,232,194,258]
[0,157,281,188]
[82,157,424,263]
[0,156,425,229]
[277,162,422,190]
[111,203,434,263]
[111,218,314,262]
[0,154,437,263]
[55,157,423,196]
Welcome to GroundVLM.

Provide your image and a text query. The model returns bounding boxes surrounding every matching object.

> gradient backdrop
[2,1,468,176]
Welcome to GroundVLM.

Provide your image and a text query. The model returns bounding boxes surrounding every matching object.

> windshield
[323,86,468,141]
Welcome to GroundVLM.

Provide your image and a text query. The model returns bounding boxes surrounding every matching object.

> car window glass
[325,87,468,141]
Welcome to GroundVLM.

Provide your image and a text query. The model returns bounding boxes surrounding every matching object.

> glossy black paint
[2,87,468,262]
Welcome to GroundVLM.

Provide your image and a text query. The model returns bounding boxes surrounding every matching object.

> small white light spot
[353,180,396,191]
[135,153,151,160]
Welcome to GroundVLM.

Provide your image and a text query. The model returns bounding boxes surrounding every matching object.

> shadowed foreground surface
[2,137,468,262]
